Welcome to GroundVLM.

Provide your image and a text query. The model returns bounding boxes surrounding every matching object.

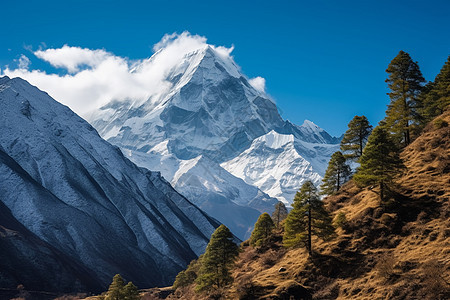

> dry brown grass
[227,112,450,299]
[400,110,450,204]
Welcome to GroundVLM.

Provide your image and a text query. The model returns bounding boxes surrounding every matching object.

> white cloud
[153,31,207,52]
[214,45,234,59]
[1,32,251,117]
[17,55,31,69]
[34,45,111,73]
[249,76,266,92]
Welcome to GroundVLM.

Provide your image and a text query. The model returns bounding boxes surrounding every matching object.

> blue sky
[2,0,449,136]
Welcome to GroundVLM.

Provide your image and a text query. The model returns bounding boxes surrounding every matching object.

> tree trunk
[337,170,341,191]
[405,120,410,146]
[380,180,384,202]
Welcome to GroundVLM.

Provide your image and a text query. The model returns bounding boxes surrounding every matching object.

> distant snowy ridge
[221,130,339,204]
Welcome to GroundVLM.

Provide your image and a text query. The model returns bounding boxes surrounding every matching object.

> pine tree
[340,115,373,160]
[353,126,403,201]
[320,151,351,195]
[250,213,275,247]
[105,274,125,300]
[122,282,139,300]
[195,225,239,292]
[272,201,288,228]
[384,51,425,146]
[419,81,437,125]
[433,55,450,112]
[421,55,450,122]
[173,257,202,289]
[283,181,334,256]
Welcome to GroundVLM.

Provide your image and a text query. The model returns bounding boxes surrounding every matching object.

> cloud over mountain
[2,32,260,117]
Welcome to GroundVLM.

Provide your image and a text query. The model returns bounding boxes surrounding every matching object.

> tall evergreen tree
[421,55,450,122]
[272,201,288,228]
[195,225,239,292]
[283,181,334,256]
[384,50,425,146]
[250,213,275,247]
[419,81,437,125]
[105,274,125,300]
[353,127,403,201]
[340,115,373,160]
[320,151,351,195]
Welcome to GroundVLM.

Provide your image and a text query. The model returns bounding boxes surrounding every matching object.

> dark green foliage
[195,225,239,292]
[340,115,373,160]
[353,127,403,201]
[333,212,347,229]
[105,274,125,300]
[434,118,448,129]
[418,81,437,124]
[173,257,202,289]
[384,51,425,146]
[173,271,189,289]
[250,213,275,247]
[283,181,335,255]
[320,151,351,195]
[104,274,139,300]
[421,56,450,122]
[272,201,288,228]
[432,56,450,112]
[123,282,140,300]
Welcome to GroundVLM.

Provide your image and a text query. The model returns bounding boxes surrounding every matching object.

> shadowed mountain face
[0,76,220,292]
[0,193,102,294]
[89,46,340,239]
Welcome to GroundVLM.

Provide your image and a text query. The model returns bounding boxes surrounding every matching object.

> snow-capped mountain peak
[255,130,295,149]
[88,39,340,239]
[89,41,284,162]
[301,119,322,132]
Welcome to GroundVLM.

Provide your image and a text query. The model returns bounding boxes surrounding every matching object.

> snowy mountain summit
[89,37,340,239]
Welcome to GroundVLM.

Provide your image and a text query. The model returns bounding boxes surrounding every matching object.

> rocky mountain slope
[0,76,220,293]
[88,44,340,239]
